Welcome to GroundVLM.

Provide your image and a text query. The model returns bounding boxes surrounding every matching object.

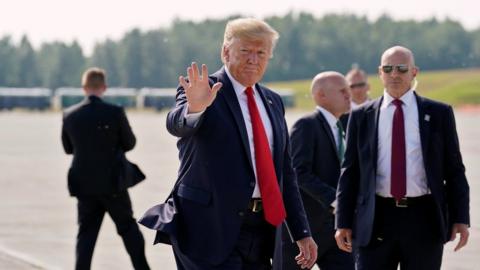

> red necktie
[391,99,406,201]
[245,87,286,226]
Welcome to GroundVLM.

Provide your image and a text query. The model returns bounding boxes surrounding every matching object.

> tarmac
[0,109,478,269]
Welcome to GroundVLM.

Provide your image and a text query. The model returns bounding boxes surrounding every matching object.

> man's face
[322,76,351,116]
[379,51,417,96]
[223,38,272,87]
[347,73,369,104]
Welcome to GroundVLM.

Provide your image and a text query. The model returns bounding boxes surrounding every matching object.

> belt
[376,195,432,208]
[247,198,263,213]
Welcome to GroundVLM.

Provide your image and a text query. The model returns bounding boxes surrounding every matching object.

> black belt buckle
[395,198,408,208]
[251,199,262,213]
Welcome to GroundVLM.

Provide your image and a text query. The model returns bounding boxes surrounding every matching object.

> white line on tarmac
[0,244,61,270]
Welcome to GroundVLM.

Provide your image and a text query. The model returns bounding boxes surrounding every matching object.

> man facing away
[282,71,354,270]
[140,17,317,270]
[335,46,470,270]
[61,68,150,270]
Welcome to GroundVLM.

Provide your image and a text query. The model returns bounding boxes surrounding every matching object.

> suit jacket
[61,95,139,196]
[141,67,311,266]
[335,93,470,247]
[289,110,342,232]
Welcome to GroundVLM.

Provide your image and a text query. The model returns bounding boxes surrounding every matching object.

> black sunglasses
[381,65,409,74]
[350,82,367,88]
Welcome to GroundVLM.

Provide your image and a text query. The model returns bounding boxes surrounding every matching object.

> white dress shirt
[376,89,429,197]
[316,106,342,150]
[351,99,370,109]
[185,66,274,198]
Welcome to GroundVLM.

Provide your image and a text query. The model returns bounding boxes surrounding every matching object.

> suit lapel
[369,97,383,172]
[415,93,431,168]
[256,85,283,176]
[315,110,340,163]
[214,69,254,171]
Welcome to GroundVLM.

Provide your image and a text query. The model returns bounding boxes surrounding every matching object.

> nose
[248,52,259,64]
[345,89,351,99]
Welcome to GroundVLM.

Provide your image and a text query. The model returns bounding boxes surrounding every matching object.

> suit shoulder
[295,112,318,123]
[419,95,452,110]
[350,98,377,115]
[292,112,318,130]
[259,85,281,99]
[62,101,85,119]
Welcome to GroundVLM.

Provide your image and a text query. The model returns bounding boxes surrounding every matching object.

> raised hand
[179,62,223,113]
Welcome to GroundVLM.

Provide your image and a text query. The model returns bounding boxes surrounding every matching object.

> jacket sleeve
[443,106,470,225]
[166,84,205,138]
[118,108,136,152]
[290,118,337,206]
[280,106,311,241]
[61,114,73,154]
[335,109,361,229]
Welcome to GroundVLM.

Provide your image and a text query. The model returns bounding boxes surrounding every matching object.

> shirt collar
[382,89,415,109]
[225,66,257,97]
[316,106,338,129]
[351,99,369,109]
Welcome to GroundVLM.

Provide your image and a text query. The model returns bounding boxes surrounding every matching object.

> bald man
[335,46,470,270]
[282,71,354,270]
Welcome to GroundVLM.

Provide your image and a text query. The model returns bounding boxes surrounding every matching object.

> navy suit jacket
[289,110,342,232]
[335,93,470,247]
[141,68,310,266]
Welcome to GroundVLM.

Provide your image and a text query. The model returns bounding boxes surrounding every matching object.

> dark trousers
[75,191,150,270]
[282,214,354,270]
[356,195,444,270]
[173,209,275,270]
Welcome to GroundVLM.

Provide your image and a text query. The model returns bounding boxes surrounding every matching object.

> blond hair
[221,17,279,62]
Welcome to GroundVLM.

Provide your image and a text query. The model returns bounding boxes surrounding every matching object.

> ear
[222,45,229,62]
[412,66,419,77]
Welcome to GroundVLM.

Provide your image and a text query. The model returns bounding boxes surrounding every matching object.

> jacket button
[238,211,244,216]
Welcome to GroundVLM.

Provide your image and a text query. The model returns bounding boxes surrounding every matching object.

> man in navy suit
[335,46,470,270]
[142,18,317,269]
[282,72,354,269]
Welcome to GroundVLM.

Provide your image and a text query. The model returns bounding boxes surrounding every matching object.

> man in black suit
[140,18,317,269]
[335,46,470,270]
[62,68,150,270]
[282,71,354,270]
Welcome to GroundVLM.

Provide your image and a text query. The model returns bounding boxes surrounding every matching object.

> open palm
[179,62,222,113]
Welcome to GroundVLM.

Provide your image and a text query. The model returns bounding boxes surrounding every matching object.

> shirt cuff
[184,105,205,127]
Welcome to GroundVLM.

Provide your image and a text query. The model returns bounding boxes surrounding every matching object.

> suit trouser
[356,195,444,270]
[75,191,150,270]
[282,214,354,270]
[172,209,275,270]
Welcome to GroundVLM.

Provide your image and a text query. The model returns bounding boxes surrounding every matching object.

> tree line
[1,13,479,89]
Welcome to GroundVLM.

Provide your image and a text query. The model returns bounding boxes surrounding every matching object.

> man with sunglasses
[335,46,470,270]
[345,67,370,109]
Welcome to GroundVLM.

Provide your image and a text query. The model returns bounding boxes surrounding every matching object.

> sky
[2,0,479,55]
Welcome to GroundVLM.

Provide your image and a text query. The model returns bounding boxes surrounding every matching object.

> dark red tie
[391,99,406,201]
[245,87,286,226]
